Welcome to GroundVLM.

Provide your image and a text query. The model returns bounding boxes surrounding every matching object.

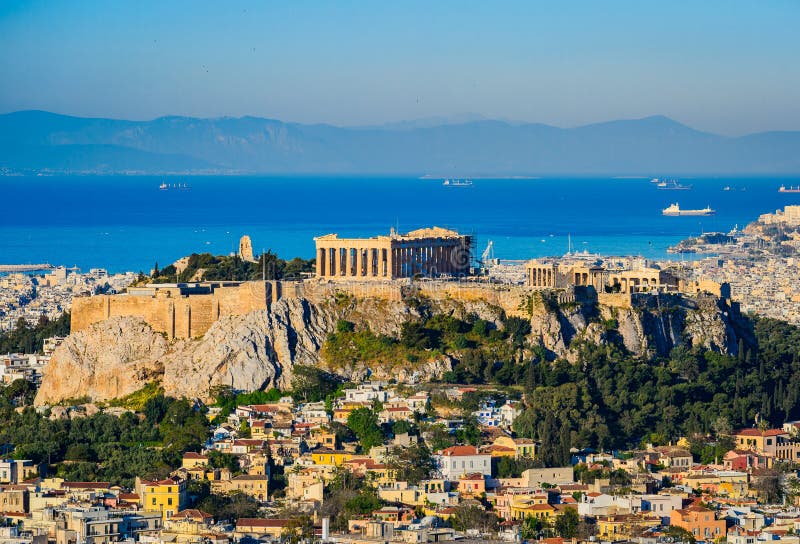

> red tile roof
[440,445,480,456]
[171,509,213,521]
[736,428,786,437]
[118,493,140,500]
[183,452,208,459]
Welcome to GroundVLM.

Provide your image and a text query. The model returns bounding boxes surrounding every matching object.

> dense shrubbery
[150,252,314,283]
[0,393,208,487]
[211,385,284,420]
[322,313,527,384]
[514,317,800,454]
[0,313,70,354]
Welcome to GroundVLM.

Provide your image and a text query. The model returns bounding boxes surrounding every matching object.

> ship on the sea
[443,179,473,187]
[779,185,800,193]
[657,179,692,190]
[159,182,190,190]
[662,203,715,216]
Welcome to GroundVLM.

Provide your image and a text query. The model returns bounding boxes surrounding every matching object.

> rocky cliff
[528,291,750,361]
[35,290,748,406]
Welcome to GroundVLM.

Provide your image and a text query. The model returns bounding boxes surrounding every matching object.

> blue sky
[0,1,798,135]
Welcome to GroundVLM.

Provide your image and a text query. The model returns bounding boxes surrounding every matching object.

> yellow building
[513,502,555,521]
[734,428,799,460]
[181,453,209,470]
[493,436,538,459]
[137,476,188,520]
[309,430,338,450]
[311,448,353,467]
[251,420,271,440]
[597,514,662,540]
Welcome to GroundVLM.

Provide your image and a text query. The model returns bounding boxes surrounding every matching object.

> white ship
[159,182,190,190]
[657,179,692,190]
[443,179,473,187]
[662,203,715,216]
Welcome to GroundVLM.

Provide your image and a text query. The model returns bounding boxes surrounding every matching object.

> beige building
[759,205,800,226]
[314,227,473,280]
[211,474,269,501]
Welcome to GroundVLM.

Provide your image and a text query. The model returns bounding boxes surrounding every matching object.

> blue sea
[1,176,798,273]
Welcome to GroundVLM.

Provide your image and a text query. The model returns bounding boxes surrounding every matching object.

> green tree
[425,424,456,452]
[281,515,315,544]
[450,505,498,534]
[346,408,384,452]
[555,507,580,538]
[521,515,546,540]
[455,415,481,446]
[291,365,340,402]
[386,444,435,484]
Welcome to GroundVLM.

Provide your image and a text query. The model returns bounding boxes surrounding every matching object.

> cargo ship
[662,203,715,216]
[779,185,800,193]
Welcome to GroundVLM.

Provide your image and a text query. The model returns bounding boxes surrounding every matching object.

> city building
[136,476,188,520]
[435,446,491,481]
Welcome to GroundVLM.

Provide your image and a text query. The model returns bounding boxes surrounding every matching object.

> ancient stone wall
[71,282,271,339]
[291,280,527,317]
[596,292,634,310]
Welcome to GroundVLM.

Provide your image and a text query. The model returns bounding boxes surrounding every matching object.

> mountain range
[1,110,799,175]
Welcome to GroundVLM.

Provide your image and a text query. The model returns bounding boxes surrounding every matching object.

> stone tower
[238,235,256,263]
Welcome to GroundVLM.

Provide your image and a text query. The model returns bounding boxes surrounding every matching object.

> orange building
[457,473,486,498]
[670,505,726,542]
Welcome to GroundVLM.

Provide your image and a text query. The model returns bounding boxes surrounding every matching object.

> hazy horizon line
[5,108,799,139]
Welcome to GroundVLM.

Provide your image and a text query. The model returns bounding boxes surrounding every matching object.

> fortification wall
[597,292,634,310]
[71,282,272,339]
[296,280,528,317]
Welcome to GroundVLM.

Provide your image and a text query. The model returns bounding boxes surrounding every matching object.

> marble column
[317,247,325,277]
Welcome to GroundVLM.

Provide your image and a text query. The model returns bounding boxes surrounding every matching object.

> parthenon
[314,227,473,280]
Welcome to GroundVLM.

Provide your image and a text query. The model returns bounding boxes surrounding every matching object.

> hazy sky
[1,1,798,135]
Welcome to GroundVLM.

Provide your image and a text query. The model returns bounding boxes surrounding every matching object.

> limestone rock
[35,316,167,406]
[36,290,744,406]
[162,298,334,398]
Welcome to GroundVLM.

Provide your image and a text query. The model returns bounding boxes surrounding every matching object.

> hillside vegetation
[148,252,314,283]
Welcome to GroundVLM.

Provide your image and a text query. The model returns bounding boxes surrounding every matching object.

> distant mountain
[1,110,799,175]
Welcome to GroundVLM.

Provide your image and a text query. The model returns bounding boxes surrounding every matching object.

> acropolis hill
[71,227,728,340]
[40,227,740,406]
